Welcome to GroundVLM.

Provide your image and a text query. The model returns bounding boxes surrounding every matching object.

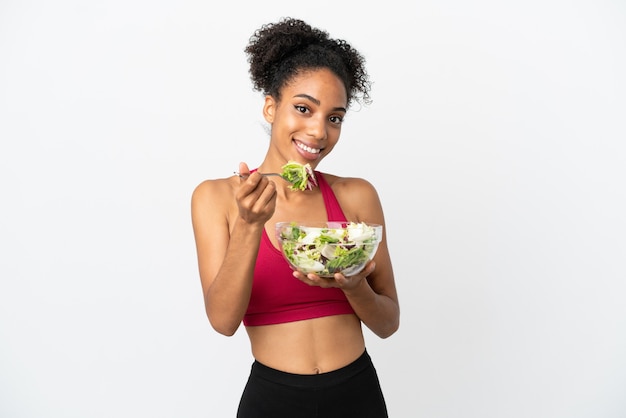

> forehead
[282,68,348,107]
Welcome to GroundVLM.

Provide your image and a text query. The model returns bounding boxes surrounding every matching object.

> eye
[294,105,309,114]
[329,115,344,125]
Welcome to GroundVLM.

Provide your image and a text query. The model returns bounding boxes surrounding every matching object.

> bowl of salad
[276,221,383,278]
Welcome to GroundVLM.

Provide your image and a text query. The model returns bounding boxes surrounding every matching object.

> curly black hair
[244,17,371,108]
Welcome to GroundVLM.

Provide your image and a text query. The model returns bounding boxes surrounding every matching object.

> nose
[306,115,327,141]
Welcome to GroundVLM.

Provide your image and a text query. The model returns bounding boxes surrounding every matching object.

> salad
[277,222,382,277]
[281,161,318,191]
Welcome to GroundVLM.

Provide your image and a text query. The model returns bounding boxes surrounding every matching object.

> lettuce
[281,161,318,191]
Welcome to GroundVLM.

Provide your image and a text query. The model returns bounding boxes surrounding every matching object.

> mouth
[295,140,322,154]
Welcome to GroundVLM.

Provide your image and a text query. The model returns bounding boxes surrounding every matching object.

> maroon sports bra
[242,172,356,326]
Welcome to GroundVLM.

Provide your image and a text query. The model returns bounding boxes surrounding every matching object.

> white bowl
[276,221,382,278]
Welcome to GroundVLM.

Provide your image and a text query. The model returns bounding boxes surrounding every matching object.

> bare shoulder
[321,173,384,223]
[192,178,234,201]
[325,174,379,197]
[191,176,238,221]
[192,176,236,201]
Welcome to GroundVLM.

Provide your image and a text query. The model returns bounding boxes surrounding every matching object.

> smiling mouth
[295,141,321,154]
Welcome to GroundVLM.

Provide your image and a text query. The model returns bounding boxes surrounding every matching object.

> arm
[191,164,277,336]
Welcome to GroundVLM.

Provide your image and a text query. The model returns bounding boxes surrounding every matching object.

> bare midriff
[245,314,365,375]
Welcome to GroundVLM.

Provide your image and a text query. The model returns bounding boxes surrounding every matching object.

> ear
[263,95,277,123]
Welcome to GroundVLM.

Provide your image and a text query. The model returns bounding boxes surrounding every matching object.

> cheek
[274,111,300,132]
[325,132,341,151]
[328,126,342,142]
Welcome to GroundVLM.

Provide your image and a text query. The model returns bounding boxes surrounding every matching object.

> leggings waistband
[250,349,372,389]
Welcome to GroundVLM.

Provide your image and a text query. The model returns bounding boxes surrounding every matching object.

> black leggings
[236,350,388,418]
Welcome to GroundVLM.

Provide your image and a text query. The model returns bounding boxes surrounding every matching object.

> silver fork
[234,172,294,183]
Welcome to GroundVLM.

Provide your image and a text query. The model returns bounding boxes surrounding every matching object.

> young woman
[191,17,400,417]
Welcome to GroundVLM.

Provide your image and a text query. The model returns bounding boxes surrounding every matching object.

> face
[263,68,348,166]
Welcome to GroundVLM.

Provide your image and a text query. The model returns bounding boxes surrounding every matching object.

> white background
[1,1,625,417]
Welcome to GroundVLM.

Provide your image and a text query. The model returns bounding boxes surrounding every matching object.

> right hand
[235,162,277,225]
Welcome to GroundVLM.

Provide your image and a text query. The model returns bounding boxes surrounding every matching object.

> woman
[191,17,400,417]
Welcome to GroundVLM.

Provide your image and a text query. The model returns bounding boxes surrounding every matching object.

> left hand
[292,260,376,291]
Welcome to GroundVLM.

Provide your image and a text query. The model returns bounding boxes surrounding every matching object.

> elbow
[210,319,239,337]
[378,320,400,339]
[207,312,240,337]
[213,325,238,337]
[374,313,400,339]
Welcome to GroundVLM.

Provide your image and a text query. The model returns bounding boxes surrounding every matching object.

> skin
[191,68,399,374]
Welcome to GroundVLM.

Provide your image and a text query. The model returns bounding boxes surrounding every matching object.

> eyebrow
[293,94,347,113]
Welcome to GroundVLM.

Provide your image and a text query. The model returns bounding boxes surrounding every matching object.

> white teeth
[296,141,321,154]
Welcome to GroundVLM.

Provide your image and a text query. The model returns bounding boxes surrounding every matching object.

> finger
[238,162,251,177]
[238,179,277,223]
[333,272,348,286]
[333,261,375,288]
[240,176,274,209]
[236,172,266,201]
[293,271,331,288]
[363,260,376,276]
[254,180,277,209]
[307,273,337,288]
[292,271,313,285]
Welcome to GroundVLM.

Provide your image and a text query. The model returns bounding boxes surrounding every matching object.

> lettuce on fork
[281,161,318,191]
